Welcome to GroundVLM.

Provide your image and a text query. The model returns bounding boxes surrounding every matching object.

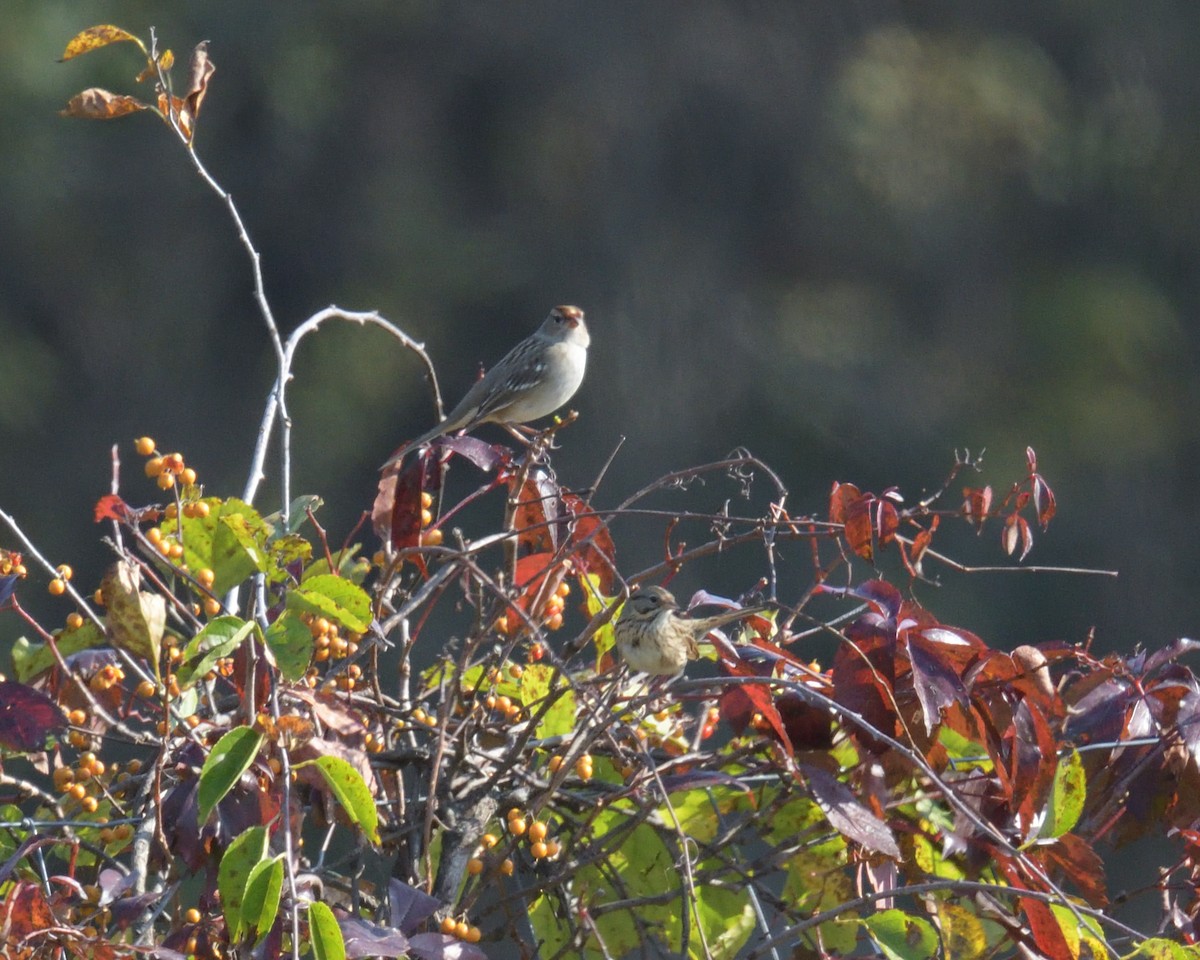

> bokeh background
[2,1,1199,926]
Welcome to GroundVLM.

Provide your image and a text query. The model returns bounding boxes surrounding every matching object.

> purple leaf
[801,763,900,859]
[389,878,441,935]
[339,914,410,959]
[0,680,65,752]
[408,932,489,959]
[906,637,968,737]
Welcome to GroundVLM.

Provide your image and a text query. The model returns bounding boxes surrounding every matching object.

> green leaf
[1040,748,1085,839]
[865,909,940,960]
[937,902,987,960]
[518,663,576,738]
[308,900,346,960]
[198,726,264,826]
[300,755,379,844]
[218,825,268,942]
[175,617,256,690]
[242,855,284,945]
[12,622,104,682]
[265,611,314,682]
[176,498,269,594]
[286,574,372,634]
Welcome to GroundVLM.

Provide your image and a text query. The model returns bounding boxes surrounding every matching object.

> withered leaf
[60,88,149,121]
[101,559,165,670]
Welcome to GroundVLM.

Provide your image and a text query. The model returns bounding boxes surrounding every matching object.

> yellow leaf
[60,88,149,120]
[60,25,146,61]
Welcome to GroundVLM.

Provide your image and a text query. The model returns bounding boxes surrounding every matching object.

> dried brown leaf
[60,88,149,121]
[60,25,145,61]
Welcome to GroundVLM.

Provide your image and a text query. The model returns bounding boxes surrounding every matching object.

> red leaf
[1017,515,1033,561]
[1002,515,1019,556]
[962,485,993,531]
[906,635,969,737]
[1038,833,1108,908]
[1019,894,1074,960]
[1026,447,1038,473]
[510,469,561,554]
[372,451,444,552]
[93,494,130,522]
[561,493,617,594]
[1033,474,1057,528]
[828,481,862,525]
[718,659,794,758]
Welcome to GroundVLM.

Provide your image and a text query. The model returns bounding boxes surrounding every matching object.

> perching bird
[613,585,766,677]
[385,305,589,466]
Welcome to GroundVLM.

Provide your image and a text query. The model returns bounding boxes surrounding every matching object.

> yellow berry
[420,491,433,509]
[93,588,105,605]
[126,759,143,774]
[144,457,164,478]
[556,581,571,599]
[507,818,526,837]
[465,925,482,943]
[197,568,215,589]
[454,920,470,939]
[56,564,73,581]
[164,503,178,520]
[180,468,197,486]
[157,472,176,490]
[137,679,156,698]
[530,841,548,859]
[421,528,443,547]
[467,857,484,876]
[146,527,163,546]
[508,664,523,679]
[48,578,66,596]
[548,755,563,774]
[439,917,456,935]
[192,501,210,518]
[135,437,156,456]
[185,907,202,924]
[500,858,514,876]
[204,597,221,617]
[420,508,433,528]
[545,613,563,631]
[481,833,499,849]
[53,767,75,790]
[527,821,548,843]
[68,708,87,726]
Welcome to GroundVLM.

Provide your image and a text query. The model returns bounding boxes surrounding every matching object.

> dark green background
[1,3,1198,923]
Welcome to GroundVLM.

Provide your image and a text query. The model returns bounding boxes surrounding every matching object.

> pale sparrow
[385,305,589,466]
[613,585,766,677]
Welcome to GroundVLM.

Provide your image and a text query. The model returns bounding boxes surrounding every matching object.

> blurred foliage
[2,4,1199,695]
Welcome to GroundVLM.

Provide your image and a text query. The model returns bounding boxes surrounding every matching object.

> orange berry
[528,821,548,843]
[157,472,176,490]
[548,755,563,774]
[500,858,514,876]
[545,612,564,631]
[56,564,73,581]
[164,503,178,520]
[420,491,433,509]
[420,508,433,528]
[144,457,164,478]
[185,907,202,924]
[180,468,197,486]
[467,857,484,876]
[439,916,456,935]
[556,581,571,599]
[454,920,470,940]
[81,796,99,813]
[204,597,221,617]
[67,708,87,726]
[192,501,211,518]
[493,615,509,635]
[507,818,526,837]
[494,696,512,714]
[48,578,66,596]
[481,833,499,849]
[69,783,87,801]
[545,839,561,858]
[135,437,156,456]
[163,453,185,474]
[421,528,444,547]
[530,841,548,859]
[528,642,544,662]
[53,767,74,790]
[136,679,155,698]
[196,568,215,589]
[508,664,523,679]
[146,527,163,546]
[465,925,482,943]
